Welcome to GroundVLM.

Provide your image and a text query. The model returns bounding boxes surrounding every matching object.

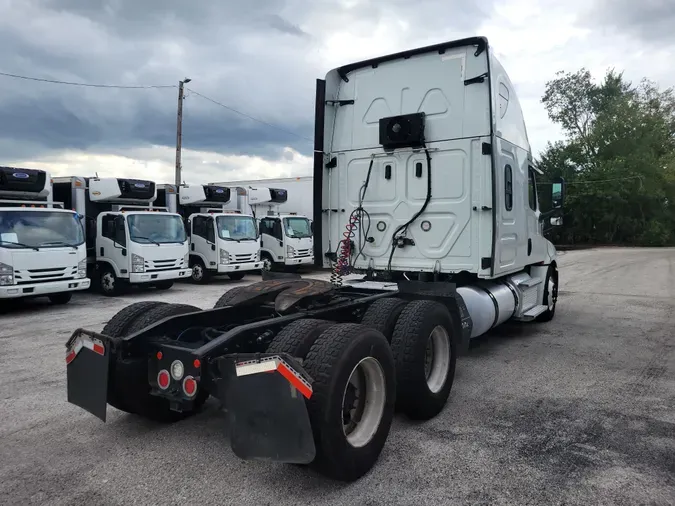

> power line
[0,71,175,89]
[185,87,313,143]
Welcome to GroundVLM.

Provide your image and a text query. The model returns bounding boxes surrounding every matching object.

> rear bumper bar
[65,330,316,464]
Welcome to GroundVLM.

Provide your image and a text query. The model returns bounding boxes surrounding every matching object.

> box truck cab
[53,177,191,296]
[158,183,263,283]
[0,167,90,304]
[251,188,313,271]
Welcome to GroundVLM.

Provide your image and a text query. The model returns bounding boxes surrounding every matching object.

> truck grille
[14,266,78,285]
[144,258,185,272]
[295,249,311,258]
[230,253,256,264]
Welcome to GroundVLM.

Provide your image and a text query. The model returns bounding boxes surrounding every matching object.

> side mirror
[550,216,563,227]
[551,177,565,209]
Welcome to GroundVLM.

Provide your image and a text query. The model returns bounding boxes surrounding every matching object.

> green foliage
[538,68,675,246]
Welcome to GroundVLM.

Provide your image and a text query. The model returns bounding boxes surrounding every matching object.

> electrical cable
[387,147,433,274]
[185,87,313,143]
[0,71,175,89]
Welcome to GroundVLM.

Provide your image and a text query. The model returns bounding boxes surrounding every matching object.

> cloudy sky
[0,0,673,185]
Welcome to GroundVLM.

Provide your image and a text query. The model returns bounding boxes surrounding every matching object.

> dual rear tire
[264,298,457,481]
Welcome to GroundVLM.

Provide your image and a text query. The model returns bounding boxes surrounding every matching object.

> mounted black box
[0,166,47,193]
[117,179,155,200]
[379,112,426,150]
[269,188,288,203]
[204,185,231,203]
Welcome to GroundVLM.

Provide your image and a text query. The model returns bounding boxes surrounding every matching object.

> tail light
[157,370,170,390]
[182,376,197,398]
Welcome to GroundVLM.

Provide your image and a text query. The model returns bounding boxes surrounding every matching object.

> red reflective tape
[277,362,312,399]
[65,350,76,365]
[92,343,105,356]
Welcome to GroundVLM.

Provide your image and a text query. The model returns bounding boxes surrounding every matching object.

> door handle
[100,247,104,256]
[527,238,532,256]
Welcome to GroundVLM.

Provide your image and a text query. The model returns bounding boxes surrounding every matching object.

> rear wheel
[213,286,248,308]
[107,303,207,422]
[102,301,167,337]
[302,323,395,482]
[266,319,335,360]
[360,297,408,342]
[48,292,72,305]
[390,300,457,420]
[228,272,246,281]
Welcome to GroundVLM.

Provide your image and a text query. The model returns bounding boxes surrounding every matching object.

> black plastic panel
[204,185,231,203]
[269,188,288,203]
[117,179,155,200]
[0,166,46,193]
[379,113,426,151]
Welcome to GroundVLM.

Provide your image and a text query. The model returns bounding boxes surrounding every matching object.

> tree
[538,68,675,246]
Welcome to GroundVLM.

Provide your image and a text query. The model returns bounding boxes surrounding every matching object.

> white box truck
[214,181,314,271]
[0,166,90,304]
[53,177,191,296]
[157,183,263,283]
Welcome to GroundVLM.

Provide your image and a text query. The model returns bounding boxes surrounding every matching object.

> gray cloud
[586,0,675,44]
[0,0,493,170]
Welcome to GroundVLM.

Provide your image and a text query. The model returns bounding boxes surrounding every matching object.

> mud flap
[215,354,316,464]
[65,330,111,422]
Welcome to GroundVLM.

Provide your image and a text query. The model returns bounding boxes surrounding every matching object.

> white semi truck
[53,177,191,296]
[157,183,263,283]
[0,167,90,304]
[215,181,314,271]
[67,37,565,482]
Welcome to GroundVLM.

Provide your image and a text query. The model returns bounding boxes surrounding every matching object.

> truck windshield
[0,210,84,249]
[216,215,258,241]
[283,217,311,238]
[127,214,186,244]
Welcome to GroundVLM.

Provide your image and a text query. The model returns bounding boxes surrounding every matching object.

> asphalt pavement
[0,247,673,505]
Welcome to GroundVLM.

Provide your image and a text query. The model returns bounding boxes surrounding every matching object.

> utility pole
[175,77,191,185]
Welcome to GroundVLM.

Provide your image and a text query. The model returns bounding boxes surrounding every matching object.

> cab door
[96,213,128,277]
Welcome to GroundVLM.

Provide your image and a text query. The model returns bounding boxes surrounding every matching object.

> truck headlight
[287,245,296,258]
[77,259,87,279]
[183,252,189,266]
[131,253,145,273]
[219,249,230,265]
[0,262,14,286]
[256,250,261,261]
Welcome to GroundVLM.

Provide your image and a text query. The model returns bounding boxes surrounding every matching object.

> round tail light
[157,369,170,390]
[183,376,197,398]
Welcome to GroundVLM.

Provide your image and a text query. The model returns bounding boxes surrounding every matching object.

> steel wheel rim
[192,264,203,281]
[262,258,271,271]
[341,357,386,448]
[425,325,451,393]
[101,272,114,292]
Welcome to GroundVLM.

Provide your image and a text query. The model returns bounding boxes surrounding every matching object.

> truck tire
[266,319,335,359]
[302,323,396,481]
[48,292,72,305]
[360,297,408,342]
[536,265,558,322]
[107,303,207,422]
[190,257,211,284]
[99,266,122,297]
[228,272,246,281]
[102,301,168,337]
[213,286,248,308]
[261,252,274,272]
[390,300,457,421]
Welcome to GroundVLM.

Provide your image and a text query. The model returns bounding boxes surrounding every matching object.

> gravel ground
[0,247,673,506]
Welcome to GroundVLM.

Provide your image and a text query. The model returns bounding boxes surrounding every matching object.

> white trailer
[157,183,263,283]
[0,167,90,304]
[53,177,191,296]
